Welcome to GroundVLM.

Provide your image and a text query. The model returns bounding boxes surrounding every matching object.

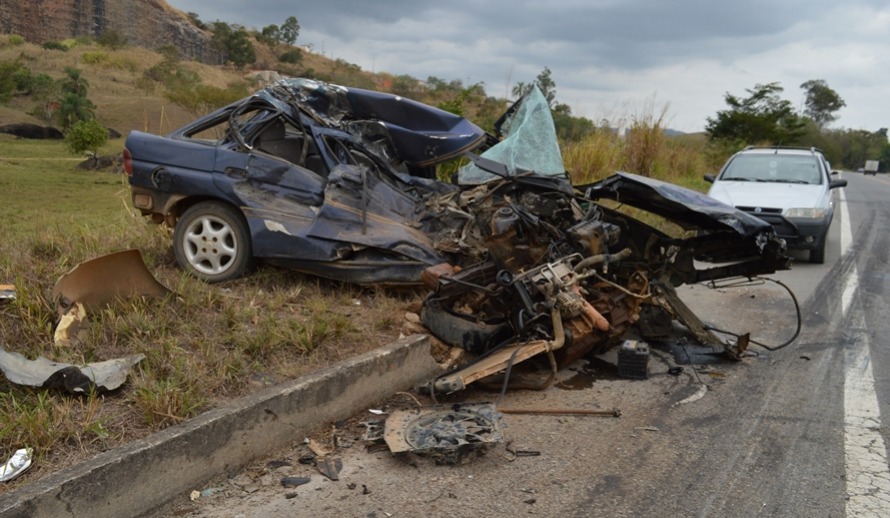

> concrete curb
[0,334,441,518]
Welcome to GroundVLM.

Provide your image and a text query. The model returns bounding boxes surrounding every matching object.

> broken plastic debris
[53,302,87,347]
[281,476,310,488]
[52,249,171,312]
[1,448,33,483]
[671,384,709,408]
[307,438,331,457]
[0,347,144,393]
[368,409,386,415]
[316,457,342,481]
[0,284,15,303]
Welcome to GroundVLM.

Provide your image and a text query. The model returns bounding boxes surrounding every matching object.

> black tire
[173,201,253,282]
[809,234,827,264]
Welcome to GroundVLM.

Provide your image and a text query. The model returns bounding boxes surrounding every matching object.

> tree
[512,67,558,108]
[60,67,88,97]
[210,22,256,67]
[705,82,805,145]
[65,118,108,165]
[28,73,60,122]
[800,79,846,128]
[259,24,281,46]
[0,60,27,104]
[280,16,300,45]
[58,92,95,128]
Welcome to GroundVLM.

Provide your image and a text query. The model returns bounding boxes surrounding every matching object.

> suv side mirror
[829,179,847,189]
[704,174,716,183]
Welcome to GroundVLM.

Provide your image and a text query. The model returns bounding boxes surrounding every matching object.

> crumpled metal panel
[0,348,144,394]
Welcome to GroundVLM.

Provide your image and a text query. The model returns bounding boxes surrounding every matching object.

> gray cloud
[169,0,890,132]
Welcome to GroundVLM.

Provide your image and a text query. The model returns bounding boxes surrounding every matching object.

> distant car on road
[704,146,847,264]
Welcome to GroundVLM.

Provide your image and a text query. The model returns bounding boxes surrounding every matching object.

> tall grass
[564,108,725,191]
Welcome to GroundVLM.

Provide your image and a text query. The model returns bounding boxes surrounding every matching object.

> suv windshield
[721,154,823,185]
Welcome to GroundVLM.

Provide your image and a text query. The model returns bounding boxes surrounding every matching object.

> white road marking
[840,186,890,516]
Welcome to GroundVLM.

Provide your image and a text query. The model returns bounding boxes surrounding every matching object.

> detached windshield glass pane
[458,86,565,184]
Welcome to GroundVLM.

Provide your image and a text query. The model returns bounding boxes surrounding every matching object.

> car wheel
[173,201,253,282]
[809,234,827,264]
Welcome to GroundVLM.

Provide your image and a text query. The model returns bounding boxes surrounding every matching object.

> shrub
[65,118,109,159]
[96,29,127,50]
[82,51,109,65]
[7,34,25,46]
[42,41,68,51]
[279,49,302,64]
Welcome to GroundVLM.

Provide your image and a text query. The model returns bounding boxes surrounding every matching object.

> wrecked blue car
[125,78,490,284]
[124,78,785,287]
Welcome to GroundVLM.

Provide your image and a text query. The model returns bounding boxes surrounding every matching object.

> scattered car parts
[0,448,33,483]
[0,348,144,394]
[0,284,14,303]
[50,249,171,347]
[383,402,504,465]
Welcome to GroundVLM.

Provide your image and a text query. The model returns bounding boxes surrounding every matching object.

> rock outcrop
[0,0,213,62]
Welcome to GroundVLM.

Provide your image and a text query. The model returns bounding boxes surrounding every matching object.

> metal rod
[498,408,621,417]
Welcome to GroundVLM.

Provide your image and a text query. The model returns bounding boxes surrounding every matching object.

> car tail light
[123,148,133,176]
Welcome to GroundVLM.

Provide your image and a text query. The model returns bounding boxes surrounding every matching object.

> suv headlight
[785,208,826,219]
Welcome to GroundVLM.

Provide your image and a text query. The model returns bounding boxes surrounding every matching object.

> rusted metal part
[421,263,459,290]
[498,407,621,417]
[384,402,504,465]
[52,249,171,312]
[425,307,564,394]
[649,281,738,358]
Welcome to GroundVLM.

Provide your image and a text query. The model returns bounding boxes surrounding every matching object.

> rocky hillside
[0,0,211,61]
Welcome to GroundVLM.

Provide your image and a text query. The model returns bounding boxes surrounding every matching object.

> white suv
[704,147,847,264]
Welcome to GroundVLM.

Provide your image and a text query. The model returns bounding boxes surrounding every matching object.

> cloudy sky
[168,0,889,133]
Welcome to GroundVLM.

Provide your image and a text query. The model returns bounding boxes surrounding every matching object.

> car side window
[181,116,231,144]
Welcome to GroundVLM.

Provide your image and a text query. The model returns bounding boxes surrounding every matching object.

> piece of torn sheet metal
[52,249,170,311]
[0,348,144,394]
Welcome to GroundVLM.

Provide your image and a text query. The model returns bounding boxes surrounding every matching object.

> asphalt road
[160,172,890,518]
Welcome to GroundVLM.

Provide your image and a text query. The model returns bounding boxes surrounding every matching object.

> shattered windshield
[458,86,566,184]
